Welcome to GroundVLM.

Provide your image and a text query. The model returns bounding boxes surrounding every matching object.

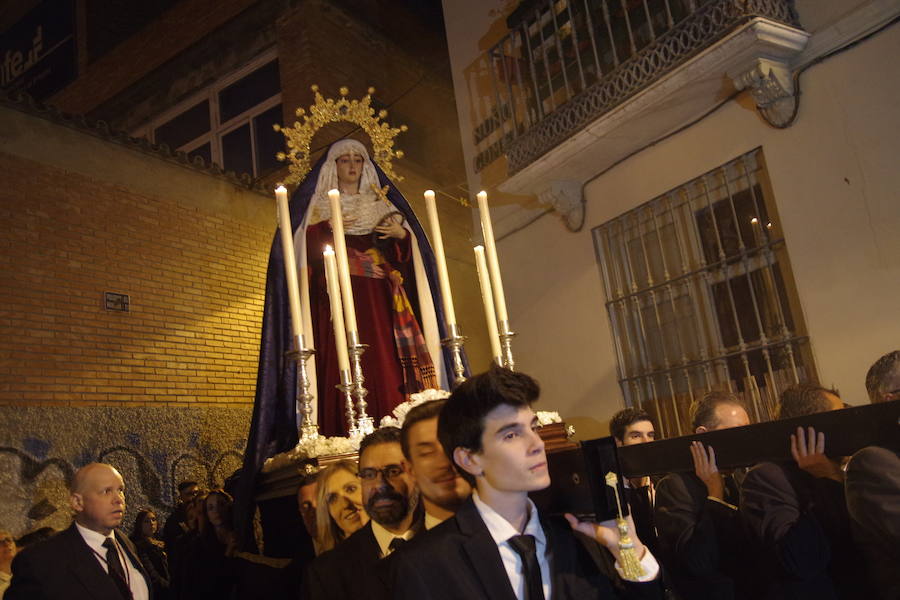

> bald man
[6,462,152,600]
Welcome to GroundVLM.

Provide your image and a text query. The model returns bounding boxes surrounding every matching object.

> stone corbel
[732,58,798,128]
[536,180,585,232]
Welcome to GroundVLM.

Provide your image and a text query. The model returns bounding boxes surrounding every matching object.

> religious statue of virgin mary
[301,138,448,434]
[245,138,455,457]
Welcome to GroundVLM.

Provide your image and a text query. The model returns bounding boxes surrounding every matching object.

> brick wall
[276,0,465,186]
[0,152,272,408]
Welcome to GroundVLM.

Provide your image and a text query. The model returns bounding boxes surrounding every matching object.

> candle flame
[324,245,334,254]
[328,188,340,200]
[477,190,487,201]
[276,184,287,193]
[424,189,435,199]
[474,245,485,252]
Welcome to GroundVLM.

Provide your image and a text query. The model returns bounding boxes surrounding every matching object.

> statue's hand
[375,218,407,240]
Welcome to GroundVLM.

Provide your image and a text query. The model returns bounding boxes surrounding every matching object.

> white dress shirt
[472,491,661,599]
[76,523,149,600]
[0,570,11,599]
[370,520,415,558]
[472,491,552,600]
[424,511,444,531]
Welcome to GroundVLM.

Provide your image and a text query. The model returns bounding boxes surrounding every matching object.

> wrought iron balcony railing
[472,0,798,175]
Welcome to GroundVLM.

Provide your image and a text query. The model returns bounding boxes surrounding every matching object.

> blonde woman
[315,460,369,553]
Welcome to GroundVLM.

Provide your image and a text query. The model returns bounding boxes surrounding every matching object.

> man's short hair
[177,480,198,493]
[690,391,746,431]
[778,383,840,419]
[359,426,402,461]
[438,366,539,485]
[865,350,900,403]
[298,469,320,488]
[400,400,446,460]
[609,407,654,442]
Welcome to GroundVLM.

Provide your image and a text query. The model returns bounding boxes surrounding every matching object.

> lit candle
[476,191,509,324]
[323,246,351,372]
[327,188,358,334]
[474,245,502,364]
[275,185,303,343]
[424,190,457,327]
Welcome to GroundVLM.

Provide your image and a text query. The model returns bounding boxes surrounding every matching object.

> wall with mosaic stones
[0,406,250,539]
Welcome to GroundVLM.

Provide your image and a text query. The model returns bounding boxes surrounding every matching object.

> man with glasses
[303,426,420,600]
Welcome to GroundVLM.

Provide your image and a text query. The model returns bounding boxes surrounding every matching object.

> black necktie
[388,537,407,554]
[508,534,545,600]
[102,537,132,600]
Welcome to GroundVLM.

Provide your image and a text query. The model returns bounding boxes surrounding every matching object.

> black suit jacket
[391,497,663,600]
[654,471,759,600]
[301,522,390,600]
[844,446,900,600]
[740,461,876,600]
[6,522,151,600]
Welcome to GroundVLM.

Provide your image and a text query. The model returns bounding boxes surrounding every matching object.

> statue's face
[335,153,364,189]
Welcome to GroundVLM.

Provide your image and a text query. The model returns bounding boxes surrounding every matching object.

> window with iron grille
[592,148,815,436]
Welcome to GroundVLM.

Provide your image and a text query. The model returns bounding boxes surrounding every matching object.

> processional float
[270,86,518,449]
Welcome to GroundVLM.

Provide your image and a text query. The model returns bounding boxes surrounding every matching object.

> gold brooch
[275,85,407,184]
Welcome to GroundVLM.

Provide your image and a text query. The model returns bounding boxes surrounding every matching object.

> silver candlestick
[441,322,467,388]
[347,331,374,435]
[336,368,357,438]
[498,319,516,371]
[287,334,318,440]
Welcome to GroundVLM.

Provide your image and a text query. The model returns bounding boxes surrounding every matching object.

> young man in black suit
[7,462,151,600]
[392,366,664,600]
[303,426,420,600]
[609,408,659,558]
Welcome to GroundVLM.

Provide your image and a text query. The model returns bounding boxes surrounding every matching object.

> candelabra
[336,368,358,438]
[498,320,516,371]
[347,331,374,435]
[441,323,467,387]
[287,335,318,440]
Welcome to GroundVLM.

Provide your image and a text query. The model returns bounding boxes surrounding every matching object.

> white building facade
[441,0,900,437]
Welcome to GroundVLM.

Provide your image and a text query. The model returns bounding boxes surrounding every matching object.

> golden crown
[274,85,407,184]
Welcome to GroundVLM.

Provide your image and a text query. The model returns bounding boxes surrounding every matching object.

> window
[592,149,815,436]
[138,52,283,178]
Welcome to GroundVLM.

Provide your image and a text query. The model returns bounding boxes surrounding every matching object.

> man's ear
[453,447,482,479]
[70,492,84,514]
[695,426,708,434]
[402,459,416,482]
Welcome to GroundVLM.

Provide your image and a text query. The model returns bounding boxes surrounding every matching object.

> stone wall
[0,405,249,538]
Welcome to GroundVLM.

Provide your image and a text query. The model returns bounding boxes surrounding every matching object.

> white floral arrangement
[262,435,361,473]
[535,411,562,426]
[261,394,560,472]
[379,388,452,429]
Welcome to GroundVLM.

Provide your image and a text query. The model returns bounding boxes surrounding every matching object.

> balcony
[470,0,808,216]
